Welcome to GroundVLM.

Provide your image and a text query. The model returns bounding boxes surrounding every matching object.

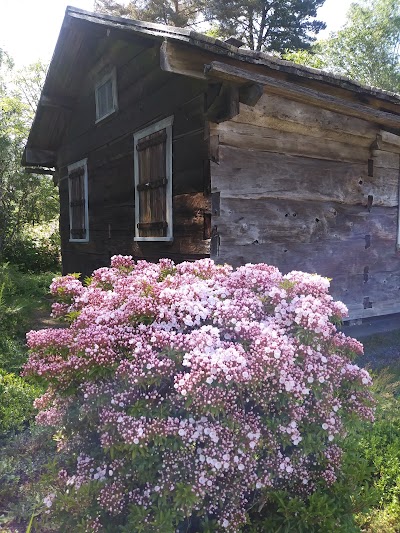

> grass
[0,263,56,373]
[0,262,60,531]
[355,365,400,532]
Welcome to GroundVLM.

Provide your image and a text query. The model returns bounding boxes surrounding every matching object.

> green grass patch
[0,262,58,373]
[354,365,400,532]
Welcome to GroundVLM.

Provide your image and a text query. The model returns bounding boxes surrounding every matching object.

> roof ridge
[65,5,400,102]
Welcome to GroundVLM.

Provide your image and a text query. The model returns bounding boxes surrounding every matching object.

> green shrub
[354,367,400,532]
[2,230,60,273]
[0,263,57,374]
[245,365,400,533]
[0,369,41,435]
[0,336,27,374]
[245,429,377,532]
[0,425,59,529]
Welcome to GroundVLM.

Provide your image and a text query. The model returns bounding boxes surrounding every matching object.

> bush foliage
[0,262,56,373]
[24,257,374,532]
[0,369,41,434]
[2,228,60,274]
[355,367,400,532]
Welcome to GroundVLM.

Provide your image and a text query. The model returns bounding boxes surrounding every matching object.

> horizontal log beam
[239,83,263,106]
[24,167,55,176]
[39,93,76,111]
[160,40,207,80]
[24,148,56,167]
[205,61,400,130]
[371,130,400,153]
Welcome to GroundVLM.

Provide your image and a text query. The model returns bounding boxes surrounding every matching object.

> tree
[12,61,48,119]
[0,58,58,257]
[94,0,201,26]
[203,0,326,52]
[94,0,327,52]
[285,0,400,93]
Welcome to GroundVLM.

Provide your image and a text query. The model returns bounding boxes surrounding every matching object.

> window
[95,68,118,123]
[134,116,174,242]
[68,158,89,242]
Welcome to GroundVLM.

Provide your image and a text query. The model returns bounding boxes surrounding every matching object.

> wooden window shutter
[136,129,168,238]
[134,116,173,242]
[68,160,88,241]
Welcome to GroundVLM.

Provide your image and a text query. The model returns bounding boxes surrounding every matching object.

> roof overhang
[23,6,400,168]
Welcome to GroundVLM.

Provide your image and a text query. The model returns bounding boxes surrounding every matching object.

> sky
[0,0,353,68]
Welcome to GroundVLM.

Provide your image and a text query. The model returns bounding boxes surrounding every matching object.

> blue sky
[1,0,352,67]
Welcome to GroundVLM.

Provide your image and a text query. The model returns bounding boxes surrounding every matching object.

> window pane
[97,78,114,119]
[68,163,88,241]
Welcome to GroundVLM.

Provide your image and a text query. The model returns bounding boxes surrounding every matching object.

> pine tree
[204,0,326,52]
[94,0,201,27]
[94,0,326,53]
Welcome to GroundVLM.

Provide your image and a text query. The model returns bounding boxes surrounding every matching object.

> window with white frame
[134,116,173,241]
[68,158,89,242]
[95,68,118,123]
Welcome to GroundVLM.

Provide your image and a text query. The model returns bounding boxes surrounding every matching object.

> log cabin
[23,6,400,322]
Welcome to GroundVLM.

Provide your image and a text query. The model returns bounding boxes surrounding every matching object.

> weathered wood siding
[57,37,210,275]
[210,92,400,320]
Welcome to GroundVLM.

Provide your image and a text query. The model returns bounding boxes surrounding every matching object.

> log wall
[57,38,210,276]
[210,92,400,320]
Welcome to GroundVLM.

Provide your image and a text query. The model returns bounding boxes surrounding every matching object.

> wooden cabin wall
[210,92,400,320]
[57,38,210,276]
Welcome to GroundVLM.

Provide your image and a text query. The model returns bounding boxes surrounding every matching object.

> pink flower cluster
[25,257,373,532]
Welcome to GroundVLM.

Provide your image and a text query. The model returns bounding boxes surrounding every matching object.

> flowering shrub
[24,257,374,532]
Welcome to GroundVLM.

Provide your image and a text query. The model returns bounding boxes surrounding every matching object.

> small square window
[95,68,118,123]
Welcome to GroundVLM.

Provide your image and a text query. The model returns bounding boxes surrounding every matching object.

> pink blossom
[25,258,374,531]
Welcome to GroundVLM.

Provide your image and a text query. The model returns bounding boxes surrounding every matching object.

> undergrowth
[0,263,56,373]
[355,366,400,532]
[0,262,60,529]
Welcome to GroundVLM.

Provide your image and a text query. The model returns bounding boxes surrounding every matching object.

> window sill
[95,107,118,125]
[134,236,174,242]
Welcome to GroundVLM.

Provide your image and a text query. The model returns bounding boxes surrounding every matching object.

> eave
[23,6,400,168]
